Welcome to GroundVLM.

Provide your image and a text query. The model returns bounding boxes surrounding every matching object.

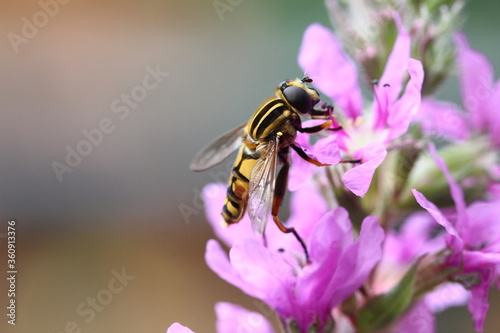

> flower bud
[325,0,466,94]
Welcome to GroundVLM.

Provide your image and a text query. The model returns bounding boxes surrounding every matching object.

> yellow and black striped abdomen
[222,144,259,224]
[222,97,299,225]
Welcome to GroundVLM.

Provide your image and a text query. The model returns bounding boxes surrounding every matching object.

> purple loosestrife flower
[202,182,329,257]
[203,184,384,332]
[456,33,500,146]
[417,33,500,147]
[415,99,469,141]
[288,129,340,192]
[167,302,273,333]
[215,302,274,333]
[419,34,500,198]
[324,0,464,95]
[395,301,436,333]
[374,213,446,293]
[373,211,469,333]
[296,17,424,197]
[413,33,499,202]
[412,144,500,332]
[166,322,195,333]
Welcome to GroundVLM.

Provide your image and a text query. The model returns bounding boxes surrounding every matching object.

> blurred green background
[0,0,499,332]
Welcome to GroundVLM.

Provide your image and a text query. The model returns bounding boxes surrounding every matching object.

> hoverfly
[190,77,339,261]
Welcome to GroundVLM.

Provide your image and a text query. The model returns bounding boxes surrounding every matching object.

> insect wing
[248,136,279,235]
[190,123,246,171]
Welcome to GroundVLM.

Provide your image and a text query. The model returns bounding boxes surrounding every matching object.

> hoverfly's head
[277,77,320,114]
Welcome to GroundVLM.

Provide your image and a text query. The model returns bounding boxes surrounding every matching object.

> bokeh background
[1,0,499,332]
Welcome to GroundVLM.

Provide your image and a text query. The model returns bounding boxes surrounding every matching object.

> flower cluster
[325,0,466,95]
[170,1,499,332]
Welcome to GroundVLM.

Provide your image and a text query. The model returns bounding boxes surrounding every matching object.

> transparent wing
[248,136,279,235]
[190,123,246,171]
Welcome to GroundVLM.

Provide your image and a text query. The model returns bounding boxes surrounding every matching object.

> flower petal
[396,302,435,333]
[309,208,353,263]
[202,183,226,229]
[487,181,500,200]
[215,302,274,333]
[286,184,329,243]
[203,183,259,247]
[295,208,353,313]
[295,211,383,330]
[411,189,459,238]
[377,14,411,107]
[230,239,295,315]
[385,212,446,265]
[425,282,469,313]
[322,216,384,307]
[342,142,387,197]
[312,135,341,164]
[428,143,468,231]
[205,239,258,298]
[289,149,315,191]
[462,200,500,251]
[462,251,500,269]
[386,59,424,141]
[289,135,340,188]
[455,33,494,131]
[468,271,492,332]
[293,137,340,167]
[298,23,362,119]
[487,83,500,147]
[166,323,195,333]
[416,98,470,141]
[260,184,329,262]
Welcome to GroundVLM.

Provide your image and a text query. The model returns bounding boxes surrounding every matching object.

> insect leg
[292,143,361,167]
[290,143,329,167]
[271,151,310,263]
[310,102,333,119]
[297,120,333,134]
[327,125,343,131]
[338,159,362,164]
[310,103,343,131]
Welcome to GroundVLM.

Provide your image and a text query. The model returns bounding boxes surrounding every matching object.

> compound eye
[283,85,312,114]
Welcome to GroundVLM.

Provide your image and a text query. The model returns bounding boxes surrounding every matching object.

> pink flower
[417,33,500,147]
[374,212,446,294]
[296,18,424,196]
[167,303,274,333]
[415,98,470,141]
[215,302,274,333]
[202,182,329,258]
[166,323,195,333]
[412,144,500,332]
[205,205,384,332]
[396,302,436,333]
[373,211,469,331]
[456,33,500,145]
[288,128,340,192]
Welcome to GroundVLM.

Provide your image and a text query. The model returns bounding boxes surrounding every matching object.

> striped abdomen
[222,98,299,224]
[222,145,258,224]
